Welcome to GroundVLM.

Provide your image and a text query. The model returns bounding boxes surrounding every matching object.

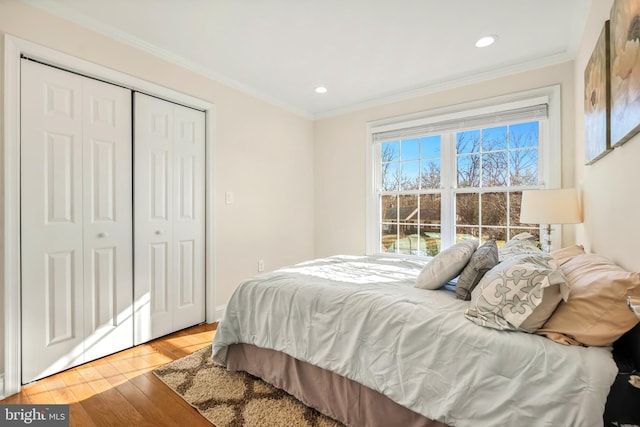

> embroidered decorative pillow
[456,240,499,301]
[465,253,569,333]
[498,232,541,261]
[415,240,478,290]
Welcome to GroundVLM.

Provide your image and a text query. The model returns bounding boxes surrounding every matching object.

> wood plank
[127,373,211,427]
[101,369,188,427]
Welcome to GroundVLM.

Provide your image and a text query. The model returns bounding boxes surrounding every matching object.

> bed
[212,245,640,426]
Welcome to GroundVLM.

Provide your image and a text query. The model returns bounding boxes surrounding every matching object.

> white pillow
[415,240,479,290]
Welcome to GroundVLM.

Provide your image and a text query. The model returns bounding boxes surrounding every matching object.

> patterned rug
[153,346,343,427]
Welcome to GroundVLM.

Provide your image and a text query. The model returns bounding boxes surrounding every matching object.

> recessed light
[475,35,497,48]
[315,86,328,94]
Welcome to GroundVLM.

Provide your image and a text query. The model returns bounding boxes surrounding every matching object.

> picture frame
[610,0,640,148]
[584,21,611,165]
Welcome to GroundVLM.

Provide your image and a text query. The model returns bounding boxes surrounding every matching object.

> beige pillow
[415,240,478,290]
[536,253,640,346]
[550,245,586,267]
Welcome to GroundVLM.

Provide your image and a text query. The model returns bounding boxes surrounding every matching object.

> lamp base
[543,224,552,252]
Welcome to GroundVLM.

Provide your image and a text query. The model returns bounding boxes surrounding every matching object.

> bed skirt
[226,343,448,427]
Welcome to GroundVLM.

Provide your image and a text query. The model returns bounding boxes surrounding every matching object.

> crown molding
[21,0,314,119]
[313,51,573,120]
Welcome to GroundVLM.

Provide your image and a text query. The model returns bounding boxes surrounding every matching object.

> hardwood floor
[1,323,217,426]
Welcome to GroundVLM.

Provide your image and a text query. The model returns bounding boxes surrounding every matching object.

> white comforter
[212,255,617,427]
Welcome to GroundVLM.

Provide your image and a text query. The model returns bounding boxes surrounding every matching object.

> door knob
[155,230,161,235]
[97,232,108,238]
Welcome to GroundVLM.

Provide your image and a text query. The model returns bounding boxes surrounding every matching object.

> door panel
[21,60,85,383]
[134,93,205,344]
[172,104,205,331]
[44,251,76,345]
[91,139,116,222]
[82,77,133,363]
[134,93,174,344]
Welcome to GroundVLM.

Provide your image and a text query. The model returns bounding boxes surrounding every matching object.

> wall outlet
[258,259,265,272]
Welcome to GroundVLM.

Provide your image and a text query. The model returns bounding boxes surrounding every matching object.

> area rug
[153,346,343,427]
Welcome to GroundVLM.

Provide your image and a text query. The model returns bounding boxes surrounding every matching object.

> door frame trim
[3,35,217,397]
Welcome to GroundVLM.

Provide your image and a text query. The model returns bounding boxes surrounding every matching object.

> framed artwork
[584,21,611,165]
[610,0,640,147]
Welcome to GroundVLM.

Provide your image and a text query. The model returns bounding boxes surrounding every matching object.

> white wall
[314,62,577,258]
[0,0,315,382]
[574,0,640,273]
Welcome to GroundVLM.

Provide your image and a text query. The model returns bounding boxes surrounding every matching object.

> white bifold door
[133,93,205,345]
[21,60,133,383]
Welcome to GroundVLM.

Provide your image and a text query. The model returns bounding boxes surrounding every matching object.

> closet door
[20,60,133,383]
[134,93,205,345]
[81,77,133,363]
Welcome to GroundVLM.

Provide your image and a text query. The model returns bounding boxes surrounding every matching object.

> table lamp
[519,188,582,251]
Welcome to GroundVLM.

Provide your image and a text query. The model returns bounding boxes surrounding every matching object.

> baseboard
[0,373,5,400]
[215,305,226,322]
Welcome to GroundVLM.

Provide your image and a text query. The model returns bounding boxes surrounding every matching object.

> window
[367,87,561,257]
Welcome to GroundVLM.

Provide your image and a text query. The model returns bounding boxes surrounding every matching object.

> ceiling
[26,0,592,118]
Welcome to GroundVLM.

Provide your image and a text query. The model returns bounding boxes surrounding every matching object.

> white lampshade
[519,189,582,224]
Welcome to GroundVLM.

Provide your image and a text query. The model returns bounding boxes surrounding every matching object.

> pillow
[415,240,478,290]
[550,244,586,267]
[498,232,541,261]
[465,253,569,333]
[456,240,499,301]
[536,253,640,346]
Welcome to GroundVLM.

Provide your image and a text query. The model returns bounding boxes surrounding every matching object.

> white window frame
[365,85,562,257]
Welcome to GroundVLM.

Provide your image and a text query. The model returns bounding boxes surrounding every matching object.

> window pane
[456,193,479,225]
[381,223,398,252]
[382,162,399,191]
[398,195,419,224]
[419,194,441,226]
[401,161,420,190]
[457,155,480,187]
[482,126,507,151]
[420,135,441,158]
[509,192,522,226]
[482,152,508,187]
[482,227,507,244]
[510,122,539,149]
[401,138,420,160]
[418,228,440,256]
[420,159,441,189]
[419,194,441,256]
[394,223,421,255]
[382,141,399,162]
[456,130,480,154]
[510,149,538,186]
[381,195,397,223]
[456,226,479,241]
[481,192,507,226]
